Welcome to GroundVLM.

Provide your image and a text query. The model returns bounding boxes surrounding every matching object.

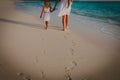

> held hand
[51,7,56,12]
[53,7,56,11]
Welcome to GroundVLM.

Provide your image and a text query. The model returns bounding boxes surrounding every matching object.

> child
[58,0,73,31]
[40,1,53,30]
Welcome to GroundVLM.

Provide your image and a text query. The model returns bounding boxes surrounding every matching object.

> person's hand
[40,15,42,18]
[53,7,56,11]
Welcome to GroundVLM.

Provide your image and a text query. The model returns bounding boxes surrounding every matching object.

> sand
[0,1,120,80]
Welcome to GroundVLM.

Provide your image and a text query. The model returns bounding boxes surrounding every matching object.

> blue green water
[15,1,120,25]
[72,2,120,23]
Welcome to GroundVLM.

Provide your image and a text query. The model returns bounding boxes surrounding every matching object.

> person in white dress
[40,1,53,30]
[58,0,73,31]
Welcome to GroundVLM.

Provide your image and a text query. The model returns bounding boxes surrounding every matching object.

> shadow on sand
[0,18,62,31]
[0,18,43,29]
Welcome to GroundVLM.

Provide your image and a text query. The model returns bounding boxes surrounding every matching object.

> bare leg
[62,15,66,31]
[45,21,49,30]
[66,15,69,29]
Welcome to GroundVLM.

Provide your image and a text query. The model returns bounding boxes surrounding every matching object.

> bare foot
[63,28,67,31]
[66,26,69,29]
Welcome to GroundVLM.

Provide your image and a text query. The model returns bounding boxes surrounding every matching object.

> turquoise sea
[15,1,120,25]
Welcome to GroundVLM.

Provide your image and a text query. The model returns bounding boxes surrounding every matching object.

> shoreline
[14,1,120,40]
[14,1,120,26]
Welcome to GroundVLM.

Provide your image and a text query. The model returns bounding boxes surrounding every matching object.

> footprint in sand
[41,71,47,80]
[64,72,72,80]
[17,72,32,80]
[64,66,73,80]
[69,40,77,55]
[71,61,77,66]
[64,60,78,80]
[64,35,67,39]
[65,60,78,71]
[70,48,74,55]
[72,40,77,46]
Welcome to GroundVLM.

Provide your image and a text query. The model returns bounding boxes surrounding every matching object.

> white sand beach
[0,1,120,80]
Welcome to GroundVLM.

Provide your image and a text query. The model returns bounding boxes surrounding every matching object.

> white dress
[43,7,50,21]
[58,0,72,17]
